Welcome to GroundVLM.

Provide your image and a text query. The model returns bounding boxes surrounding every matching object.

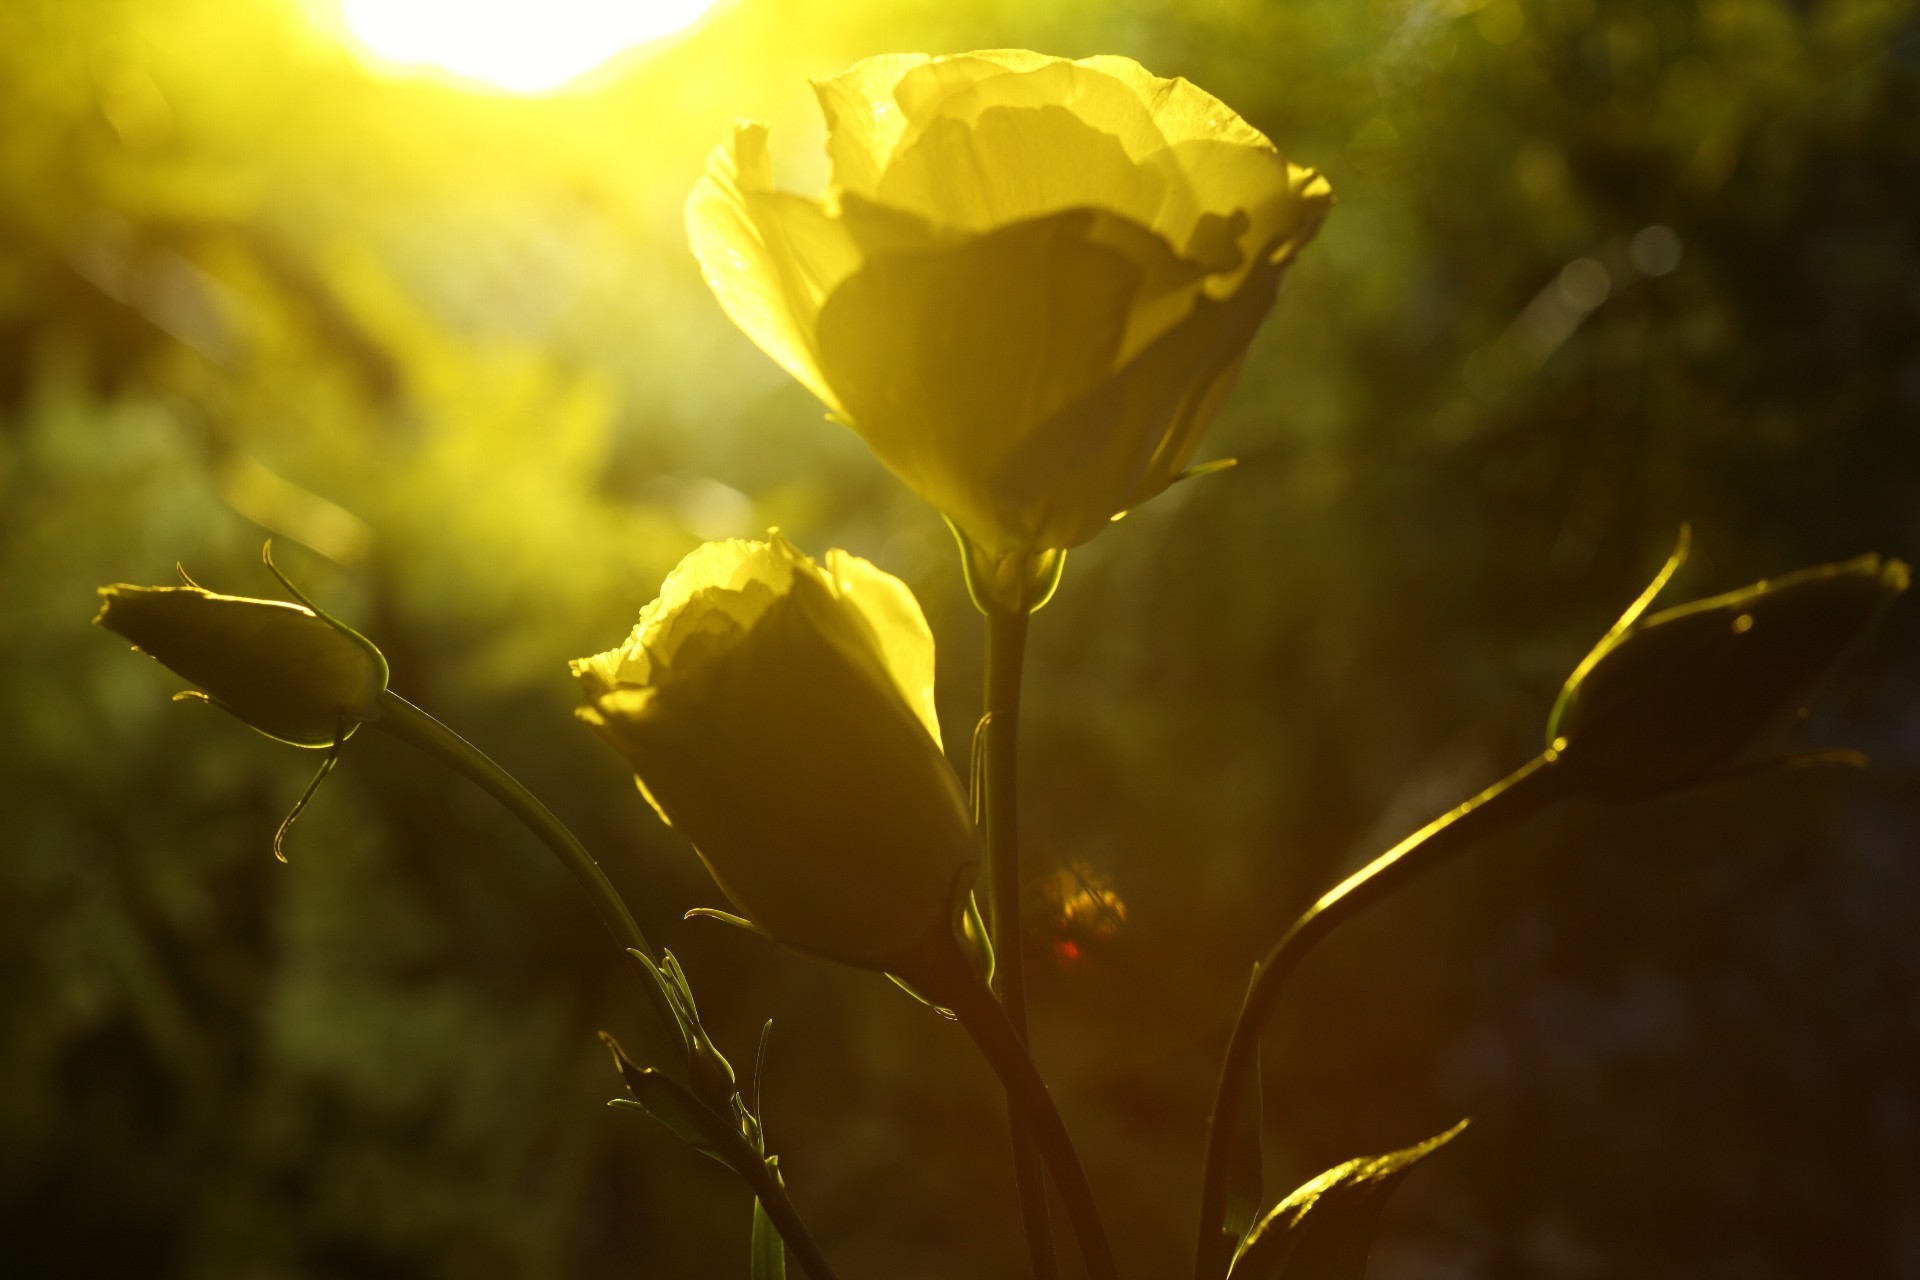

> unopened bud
[95,579,387,748]
[1550,548,1907,798]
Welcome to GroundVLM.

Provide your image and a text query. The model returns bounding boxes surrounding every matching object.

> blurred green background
[4,0,1918,1275]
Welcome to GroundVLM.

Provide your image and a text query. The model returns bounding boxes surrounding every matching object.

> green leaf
[751,1167,787,1280]
[600,1032,730,1163]
[625,950,692,1059]
[684,906,769,936]
[749,1019,773,1122]
[1227,1120,1469,1280]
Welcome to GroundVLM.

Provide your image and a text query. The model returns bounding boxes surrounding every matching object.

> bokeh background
[4,0,1918,1275]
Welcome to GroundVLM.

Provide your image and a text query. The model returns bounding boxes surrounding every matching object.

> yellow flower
[687,50,1332,560]
[94,580,388,748]
[1550,541,1909,798]
[572,534,978,974]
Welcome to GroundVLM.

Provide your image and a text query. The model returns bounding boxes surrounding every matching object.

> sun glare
[334,0,717,94]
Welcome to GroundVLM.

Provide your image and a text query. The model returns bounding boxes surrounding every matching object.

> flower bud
[572,534,979,976]
[94,580,388,747]
[1549,549,1908,798]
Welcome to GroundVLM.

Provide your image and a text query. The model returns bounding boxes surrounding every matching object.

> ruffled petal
[891,57,1165,164]
[876,102,1169,233]
[1078,57,1276,152]
[1147,144,1332,293]
[812,53,931,196]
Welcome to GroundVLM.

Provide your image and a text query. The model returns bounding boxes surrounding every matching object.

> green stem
[1191,752,1571,1280]
[371,692,679,1041]
[935,953,1117,1280]
[983,604,1059,1279]
[374,691,840,1280]
[724,1136,842,1280]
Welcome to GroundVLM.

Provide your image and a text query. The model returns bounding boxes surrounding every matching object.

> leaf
[624,951,692,1059]
[1172,456,1239,484]
[1227,1120,1469,1280]
[1222,968,1265,1250]
[1546,523,1690,747]
[751,1164,787,1280]
[749,1019,773,1122]
[600,1032,730,1163]
[684,906,769,937]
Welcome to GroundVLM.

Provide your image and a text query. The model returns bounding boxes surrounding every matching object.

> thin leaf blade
[751,1172,787,1280]
[1228,1120,1469,1280]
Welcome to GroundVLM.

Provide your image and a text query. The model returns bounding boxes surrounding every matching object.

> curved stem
[370,693,681,1047]
[941,960,1118,1280]
[1191,752,1571,1280]
[375,690,844,1280]
[983,603,1059,1279]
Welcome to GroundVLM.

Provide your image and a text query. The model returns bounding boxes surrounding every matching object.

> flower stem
[934,954,1117,1280]
[982,603,1059,1279]
[1190,751,1571,1280]
[370,693,681,1048]
[374,691,843,1280]
[723,1135,843,1280]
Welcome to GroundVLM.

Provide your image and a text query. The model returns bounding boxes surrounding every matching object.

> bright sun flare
[336,0,717,94]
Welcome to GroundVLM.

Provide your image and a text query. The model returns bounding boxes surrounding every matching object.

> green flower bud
[94,577,388,748]
[572,533,979,979]
[1549,540,1908,798]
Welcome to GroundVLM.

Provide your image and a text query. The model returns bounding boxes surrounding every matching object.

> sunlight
[334,0,717,94]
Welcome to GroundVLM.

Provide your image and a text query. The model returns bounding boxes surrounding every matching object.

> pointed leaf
[1222,970,1265,1249]
[623,953,692,1058]
[1547,524,1690,747]
[751,1166,787,1280]
[272,717,347,862]
[750,1019,773,1122]
[1173,456,1239,484]
[608,1070,730,1163]
[661,950,701,1021]
[601,1032,730,1163]
[684,906,770,936]
[1227,1120,1469,1280]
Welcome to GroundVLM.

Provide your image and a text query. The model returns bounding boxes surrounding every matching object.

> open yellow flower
[687,50,1332,560]
[572,534,978,974]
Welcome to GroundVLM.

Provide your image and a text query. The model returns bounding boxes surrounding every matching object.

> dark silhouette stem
[374,690,659,966]
[1191,752,1570,1280]
[374,690,843,1280]
[939,958,1118,1280]
[983,603,1059,1279]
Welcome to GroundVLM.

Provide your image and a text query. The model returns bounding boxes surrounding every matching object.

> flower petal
[812,52,932,196]
[574,537,778,693]
[576,568,976,968]
[1077,57,1276,152]
[814,209,1145,542]
[685,123,859,412]
[990,253,1288,551]
[824,548,944,749]
[876,102,1170,234]
[891,56,1167,168]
